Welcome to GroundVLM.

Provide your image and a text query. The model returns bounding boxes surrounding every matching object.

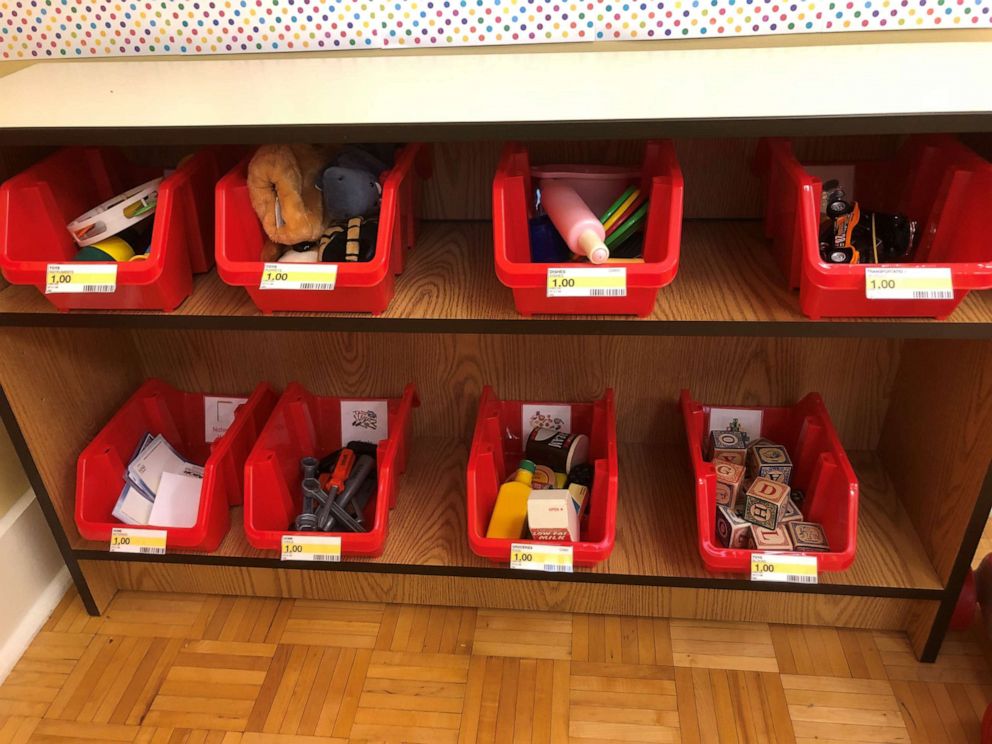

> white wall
[0,428,70,682]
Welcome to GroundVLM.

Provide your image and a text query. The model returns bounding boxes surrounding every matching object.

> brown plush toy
[247,144,337,246]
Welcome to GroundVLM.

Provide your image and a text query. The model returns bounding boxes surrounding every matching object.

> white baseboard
[0,490,72,684]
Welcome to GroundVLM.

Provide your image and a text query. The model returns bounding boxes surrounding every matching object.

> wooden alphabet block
[743,477,791,530]
[716,505,751,549]
[746,443,793,484]
[779,498,803,524]
[714,460,745,509]
[747,436,773,450]
[786,521,830,552]
[708,430,747,465]
[749,524,793,551]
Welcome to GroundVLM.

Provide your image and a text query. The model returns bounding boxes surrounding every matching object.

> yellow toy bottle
[486,459,536,539]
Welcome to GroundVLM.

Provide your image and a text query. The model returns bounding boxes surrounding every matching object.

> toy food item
[540,182,610,264]
[247,144,335,246]
[487,460,536,539]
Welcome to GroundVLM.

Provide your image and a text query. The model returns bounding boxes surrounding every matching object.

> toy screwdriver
[316,448,355,528]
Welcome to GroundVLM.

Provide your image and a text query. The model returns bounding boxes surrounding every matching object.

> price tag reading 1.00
[281,535,341,562]
[865,267,953,301]
[547,267,626,298]
[109,527,167,555]
[750,553,818,584]
[259,262,338,291]
[46,263,118,294]
[510,543,573,573]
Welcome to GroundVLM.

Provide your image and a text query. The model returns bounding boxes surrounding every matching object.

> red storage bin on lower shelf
[680,389,859,574]
[755,135,992,319]
[215,144,427,315]
[466,387,618,566]
[75,380,279,552]
[243,382,418,556]
[0,147,240,312]
[492,141,684,317]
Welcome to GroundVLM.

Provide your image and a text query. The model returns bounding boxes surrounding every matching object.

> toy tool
[540,182,610,264]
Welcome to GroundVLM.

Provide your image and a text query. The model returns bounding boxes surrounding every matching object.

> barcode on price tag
[510,543,573,573]
[259,263,337,291]
[110,527,166,555]
[547,267,626,298]
[865,267,953,300]
[46,263,117,294]
[281,535,341,562]
[751,553,818,584]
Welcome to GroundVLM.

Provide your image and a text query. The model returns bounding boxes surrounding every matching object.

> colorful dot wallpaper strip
[597,1,991,40]
[1,1,988,58]
[379,2,597,47]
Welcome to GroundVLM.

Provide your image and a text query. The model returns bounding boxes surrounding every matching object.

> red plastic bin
[466,387,618,567]
[243,382,418,556]
[492,141,684,317]
[75,379,279,552]
[680,389,859,574]
[215,144,427,315]
[0,147,240,312]
[755,135,992,319]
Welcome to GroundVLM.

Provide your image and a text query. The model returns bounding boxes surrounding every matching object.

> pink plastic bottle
[540,182,610,264]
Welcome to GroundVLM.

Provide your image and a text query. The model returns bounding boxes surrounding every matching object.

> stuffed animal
[272,217,378,264]
[318,146,393,222]
[247,144,337,245]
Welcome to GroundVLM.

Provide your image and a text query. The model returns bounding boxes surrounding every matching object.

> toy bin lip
[215,143,423,291]
[491,141,683,290]
[242,381,418,557]
[465,386,619,567]
[679,388,859,574]
[74,378,277,552]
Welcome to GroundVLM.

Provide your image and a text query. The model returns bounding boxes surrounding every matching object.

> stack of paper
[112,434,204,528]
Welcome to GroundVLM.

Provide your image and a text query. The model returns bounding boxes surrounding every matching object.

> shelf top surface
[1,39,991,135]
[4,220,992,338]
[73,440,944,597]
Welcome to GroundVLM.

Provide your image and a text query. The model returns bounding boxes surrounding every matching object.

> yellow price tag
[546,267,626,298]
[109,527,167,555]
[750,553,818,584]
[865,267,953,300]
[259,262,337,291]
[45,263,117,294]
[281,535,342,562]
[510,543,573,573]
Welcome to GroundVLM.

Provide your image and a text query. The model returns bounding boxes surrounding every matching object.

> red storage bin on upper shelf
[466,387,618,567]
[680,389,859,574]
[0,147,240,312]
[76,379,279,552]
[492,141,684,317]
[243,382,418,557]
[215,144,427,315]
[755,135,992,319]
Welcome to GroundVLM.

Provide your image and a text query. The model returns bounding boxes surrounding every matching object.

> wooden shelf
[3,220,992,337]
[72,439,943,598]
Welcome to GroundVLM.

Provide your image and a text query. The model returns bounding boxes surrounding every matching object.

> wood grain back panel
[129,330,897,449]
[880,339,992,584]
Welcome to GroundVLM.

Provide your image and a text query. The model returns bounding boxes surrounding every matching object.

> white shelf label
[750,553,818,584]
[547,267,626,298]
[281,535,342,562]
[46,263,117,294]
[259,263,337,291]
[510,543,573,573]
[865,267,953,300]
[110,527,166,555]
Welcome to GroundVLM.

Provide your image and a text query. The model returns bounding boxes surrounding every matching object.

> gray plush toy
[318,146,393,221]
